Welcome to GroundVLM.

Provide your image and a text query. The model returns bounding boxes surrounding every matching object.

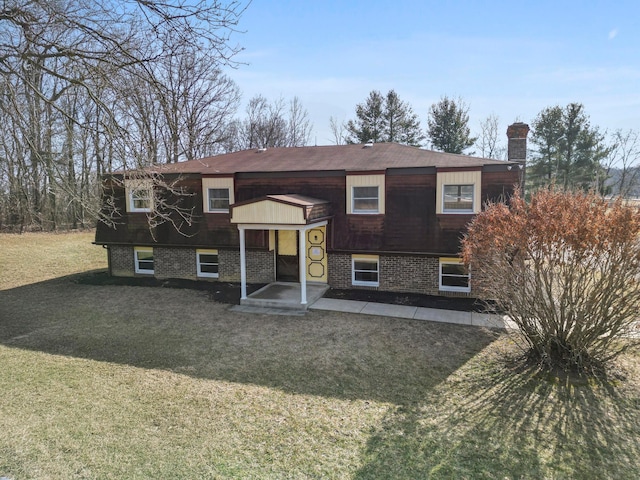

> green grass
[0,231,639,479]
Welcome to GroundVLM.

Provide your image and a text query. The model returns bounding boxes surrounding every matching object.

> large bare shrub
[462,188,640,372]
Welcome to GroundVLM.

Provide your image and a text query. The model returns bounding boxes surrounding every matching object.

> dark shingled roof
[158,143,511,175]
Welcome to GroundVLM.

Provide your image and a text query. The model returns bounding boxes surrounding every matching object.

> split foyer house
[94,122,529,304]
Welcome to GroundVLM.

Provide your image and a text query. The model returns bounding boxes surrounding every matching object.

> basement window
[439,258,470,293]
[352,255,379,287]
[197,249,219,278]
[134,247,154,275]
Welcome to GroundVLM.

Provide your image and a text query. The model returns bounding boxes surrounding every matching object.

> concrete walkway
[230,281,512,329]
[309,297,513,329]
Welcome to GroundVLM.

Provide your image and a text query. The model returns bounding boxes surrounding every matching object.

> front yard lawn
[0,232,638,479]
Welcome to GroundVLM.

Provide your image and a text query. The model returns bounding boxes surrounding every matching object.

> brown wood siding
[236,176,386,251]
[384,174,433,251]
[339,214,385,250]
[308,202,331,221]
[482,170,520,204]
[385,175,476,254]
[95,174,263,248]
[235,176,347,248]
[96,168,520,255]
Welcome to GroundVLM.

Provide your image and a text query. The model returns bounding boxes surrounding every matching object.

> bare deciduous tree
[329,116,347,145]
[287,96,312,147]
[231,95,313,150]
[0,0,248,231]
[476,113,505,159]
[604,129,640,198]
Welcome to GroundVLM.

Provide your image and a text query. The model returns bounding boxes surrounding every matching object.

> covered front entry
[230,194,331,306]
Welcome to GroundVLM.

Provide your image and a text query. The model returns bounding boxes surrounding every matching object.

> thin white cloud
[609,29,618,40]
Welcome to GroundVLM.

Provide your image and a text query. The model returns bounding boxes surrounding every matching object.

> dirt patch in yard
[76,271,490,312]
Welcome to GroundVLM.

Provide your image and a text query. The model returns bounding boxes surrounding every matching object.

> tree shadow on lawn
[354,348,640,479]
[0,274,499,405]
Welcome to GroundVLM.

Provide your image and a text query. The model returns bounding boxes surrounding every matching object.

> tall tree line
[340,92,640,196]
[0,0,249,231]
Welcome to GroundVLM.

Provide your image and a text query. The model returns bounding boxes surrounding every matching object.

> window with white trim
[439,258,470,293]
[128,186,152,212]
[197,249,219,278]
[346,174,385,214]
[443,184,474,213]
[352,255,379,287]
[134,247,154,274]
[436,170,481,214]
[352,186,379,214]
[208,188,230,212]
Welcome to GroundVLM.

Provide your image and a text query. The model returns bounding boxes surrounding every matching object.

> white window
[439,258,470,293]
[202,177,234,213]
[436,170,481,214]
[352,255,379,287]
[197,249,219,278]
[443,184,474,213]
[134,247,154,274]
[346,174,385,214]
[352,186,379,214]
[208,188,230,212]
[128,186,152,212]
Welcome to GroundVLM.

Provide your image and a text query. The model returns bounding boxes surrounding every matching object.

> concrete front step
[240,297,310,311]
[230,304,307,316]
[240,282,329,312]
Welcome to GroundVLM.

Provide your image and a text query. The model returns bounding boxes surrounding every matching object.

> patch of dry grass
[0,232,639,479]
[0,230,106,290]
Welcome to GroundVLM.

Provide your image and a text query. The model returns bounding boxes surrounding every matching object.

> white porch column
[239,226,247,300]
[299,226,307,305]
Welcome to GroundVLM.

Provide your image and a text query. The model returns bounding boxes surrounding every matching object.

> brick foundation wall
[218,248,274,283]
[218,248,240,281]
[154,247,197,280]
[328,252,471,297]
[109,245,134,277]
[107,245,470,297]
[107,245,275,284]
[247,250,275,283]
[379,255,440,295]
[327,253,352,289]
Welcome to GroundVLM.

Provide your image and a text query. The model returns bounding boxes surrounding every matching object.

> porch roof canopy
[230,194,331,226]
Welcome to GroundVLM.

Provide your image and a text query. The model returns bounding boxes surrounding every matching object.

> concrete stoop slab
[230,304,307,316]
[240,282,329,313]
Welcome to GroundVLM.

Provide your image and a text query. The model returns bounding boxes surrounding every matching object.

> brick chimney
[507,122,530,190]
[506,122,529,164]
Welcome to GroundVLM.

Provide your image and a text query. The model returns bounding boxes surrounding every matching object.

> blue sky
[226,0,639,147]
